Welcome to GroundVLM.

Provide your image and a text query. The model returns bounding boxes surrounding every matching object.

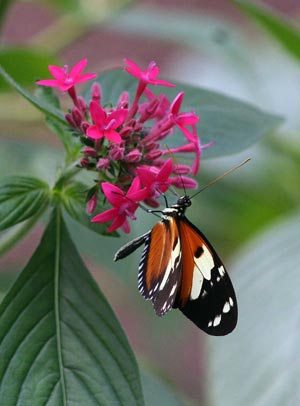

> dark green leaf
[0,0,16,31]
[0,64,66,124]
[84,70,283,158]
[0,176,50,231]
[0,210,144,405]
[208,213,300,405]
[61,181,118,236]
[0,48,60,91]
[234,0,300,59]
[35,86,61,109]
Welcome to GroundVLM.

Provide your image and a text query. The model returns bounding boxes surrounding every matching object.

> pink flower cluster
[37,58,213,233]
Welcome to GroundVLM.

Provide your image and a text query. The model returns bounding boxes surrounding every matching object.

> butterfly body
[114,195,237,335]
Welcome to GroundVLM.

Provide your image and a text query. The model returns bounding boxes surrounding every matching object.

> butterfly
[114,193,238,336]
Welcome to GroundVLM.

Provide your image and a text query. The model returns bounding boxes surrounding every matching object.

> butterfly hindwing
[174,217,238,335]
[138,218,182,316]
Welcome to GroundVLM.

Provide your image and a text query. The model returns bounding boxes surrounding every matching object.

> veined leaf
[84,70,283,158]
[208,212,300,405]
[0,176,50,231]
[0,210,144,405]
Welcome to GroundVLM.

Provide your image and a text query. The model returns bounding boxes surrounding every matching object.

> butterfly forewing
[138,218,182,316]
[174,217,237,335]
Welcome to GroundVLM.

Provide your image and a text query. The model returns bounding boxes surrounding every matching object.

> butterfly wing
[174,217,238,336]
[138,218,182,316]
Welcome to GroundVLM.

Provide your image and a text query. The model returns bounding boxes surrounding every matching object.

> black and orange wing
[174,216,238,335]
[137,218,183,316]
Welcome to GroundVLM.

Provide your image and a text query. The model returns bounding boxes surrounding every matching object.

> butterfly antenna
[190,158,251,199]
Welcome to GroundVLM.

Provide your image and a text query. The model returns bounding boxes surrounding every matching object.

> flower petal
[101,182,124,206]
[90,101,106,125]
[70,58,87,78]
[86,125,103,140]
[91,208,117,223]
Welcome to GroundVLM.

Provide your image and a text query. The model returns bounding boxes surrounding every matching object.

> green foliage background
[0,0,299,405]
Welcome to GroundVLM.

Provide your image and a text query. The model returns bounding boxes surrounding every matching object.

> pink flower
[36,58,96,91]
[170,176,198,189]
[124,59,175,87]
[92,178,148,233]
[170,92,199,139]
[137,158,173,198]
[86,101,127,143]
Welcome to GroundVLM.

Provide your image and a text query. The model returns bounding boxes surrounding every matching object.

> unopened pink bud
[139,98,160,122]
[65,113,76,128]
[119,126,133,138]
[91,82,101,103]
[72,107,84,126]
[144,150,162,161]
[83,146,97,157]
[77,96,88,113]
[96,158,110,170]
[144,141,159,151]
[171,176,198,189]
[109,146,125,161]
[172,164,192,174]
[81,121,90,133]
[80,157,90,168]
[87,193,98,214]
[117,91,129,109]
[125,149,142,163]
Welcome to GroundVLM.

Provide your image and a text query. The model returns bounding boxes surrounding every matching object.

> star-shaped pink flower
[124,59,175,87]
[137,158,173,197]
[170,92,199,140]
[36,58,96,91]
[92,178,148,233]
[86,101,128,144]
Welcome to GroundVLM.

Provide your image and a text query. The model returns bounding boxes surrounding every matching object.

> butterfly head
[176,195,192,208]
[170,195,192,216]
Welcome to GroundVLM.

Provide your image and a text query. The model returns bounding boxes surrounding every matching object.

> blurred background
[1,1,300,405]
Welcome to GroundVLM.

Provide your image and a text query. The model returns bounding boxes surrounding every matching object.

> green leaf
[0,176,50,231]
[0,0,15,31]
[61,181,118,236]
[45,117,82,163]
[0,48,60,91]
[0,210,144,405]
[0,64,66,125]
[85,70,283,158]
[208,212,300,405]
[233,0,300,59]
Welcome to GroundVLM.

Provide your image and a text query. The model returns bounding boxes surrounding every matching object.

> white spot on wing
[223,302,231,313]
[194,245,214,280]
[213,314,221,327]
[190,268,204,300]
[229,297,234,307]
[218,265,226,276]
